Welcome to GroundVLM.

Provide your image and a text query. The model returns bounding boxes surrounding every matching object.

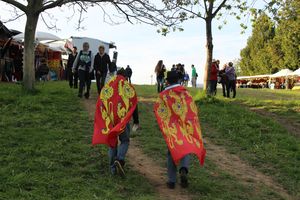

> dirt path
[83,95,294,200]
[83,96,193,200]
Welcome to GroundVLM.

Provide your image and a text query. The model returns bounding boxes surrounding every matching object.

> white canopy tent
[270,69,293,78]
[289,68,300,76]
[13,31,61,42]
[237,74,271,80]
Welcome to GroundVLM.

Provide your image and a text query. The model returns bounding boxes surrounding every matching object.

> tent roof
[237,74,271,80]
[271,69,294,77]
[290,68,300,76]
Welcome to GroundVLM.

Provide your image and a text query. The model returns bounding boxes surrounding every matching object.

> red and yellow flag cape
[92,75,137,148]
[154,85,206,165]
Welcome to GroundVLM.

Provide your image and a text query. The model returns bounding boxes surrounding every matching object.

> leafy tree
[239,0,299,75]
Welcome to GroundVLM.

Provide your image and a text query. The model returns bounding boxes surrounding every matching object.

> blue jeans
[167,151,190,183]
[157,77,164,93]
[108,124,130,174]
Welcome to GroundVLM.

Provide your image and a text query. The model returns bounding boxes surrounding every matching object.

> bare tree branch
[0,0,27,12]
[212,0,227,17]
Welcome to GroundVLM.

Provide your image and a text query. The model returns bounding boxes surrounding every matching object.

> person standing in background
[155,60,166,93]
[125,65,133,84]
[93,45,111,94]
[225,62,236,98]
[67,46,78,88]
[209,59,219,96]
[72,42,94,99]
[191,64,197,88]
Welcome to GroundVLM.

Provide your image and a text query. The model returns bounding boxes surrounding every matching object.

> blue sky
[0,2,253,85]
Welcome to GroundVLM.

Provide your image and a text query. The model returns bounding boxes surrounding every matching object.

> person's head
[228,62,233,67]
[155,60,163,73]
[217,60,220,65]
[191,64,195,68]
[127,65,130,68]
[223,63,228,69]
[82,42,89,51]
[98,45,105,54]
[212,59,217,63]
[172,64,175,68]
[73,46,77,53]
[166,71,180,85]
[117,67,127,78]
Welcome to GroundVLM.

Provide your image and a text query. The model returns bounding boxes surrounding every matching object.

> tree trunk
[203,17,213,93]
[23,13,39,90]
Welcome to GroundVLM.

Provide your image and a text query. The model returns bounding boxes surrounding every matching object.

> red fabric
[92,75,137,147]
[210,63,218,80]
[154,86,206,165]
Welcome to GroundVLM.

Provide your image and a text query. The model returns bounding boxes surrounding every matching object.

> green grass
[0,82,157,200]
[133,85,285,200]
[224,88,300,123]
[196,98,299,196]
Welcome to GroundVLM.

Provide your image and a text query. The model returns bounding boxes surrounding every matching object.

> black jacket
[67,53,77,69]
[93,53,111,76]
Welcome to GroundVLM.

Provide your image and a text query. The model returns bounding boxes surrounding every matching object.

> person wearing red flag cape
[154,71,206,189]
[92,68,137,177]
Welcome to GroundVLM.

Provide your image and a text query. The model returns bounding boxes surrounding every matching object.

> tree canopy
[239,0,300,75]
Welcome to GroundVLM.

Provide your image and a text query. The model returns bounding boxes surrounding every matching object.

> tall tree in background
[0,0,183,90]
[239,0,299,75]
[275,0,300,70]
[239,13,276,75]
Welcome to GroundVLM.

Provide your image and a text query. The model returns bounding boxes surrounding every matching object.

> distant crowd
[154,59,237,98]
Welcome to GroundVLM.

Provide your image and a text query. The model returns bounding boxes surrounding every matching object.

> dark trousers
[157,77,164,93]
[78,69,91,96]
[96,73,106,94]
[209,80,217,96]
[68,68,78,88]
[221,81,227,97]
[133,105,139,124]
[227,80,236,98]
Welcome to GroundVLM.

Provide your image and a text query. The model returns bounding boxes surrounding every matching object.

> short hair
[73,46,77,49]
[83,42,89,47]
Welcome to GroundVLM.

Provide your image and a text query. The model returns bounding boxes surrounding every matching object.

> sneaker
[132,124,140,132]
[114,160,125,178]
[166,182,175,189]
[84,92,90,99]
[180,169,188,188]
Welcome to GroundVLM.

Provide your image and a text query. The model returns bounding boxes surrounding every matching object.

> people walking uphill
[155,60,166,93]
[93,44,111,95]
[72,42,94,99]
[226,62,237,98]
[191,64,197,88]
[67,46,78,89]
[154,71,206,189]
[125,65,133,84]
[209,59,219,96]
[92,68,137,177]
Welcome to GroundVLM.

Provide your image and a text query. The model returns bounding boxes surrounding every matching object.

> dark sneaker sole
[114,161,125,178]
[180,173,188,188]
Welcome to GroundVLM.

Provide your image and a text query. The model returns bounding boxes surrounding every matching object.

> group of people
[93,66,205,190]
[209,59,237,98]
[66,42,133,98]
[155,60,198,93]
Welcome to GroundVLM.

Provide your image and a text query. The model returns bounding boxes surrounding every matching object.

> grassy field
[134,85,300,198]
[222,88,300,123]
[1,82,299,199]
[0,82,157,200]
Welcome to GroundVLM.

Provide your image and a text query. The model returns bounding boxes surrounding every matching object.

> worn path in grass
[84,93,293,200]
[83,94,192,200]
[234,102,300,138]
